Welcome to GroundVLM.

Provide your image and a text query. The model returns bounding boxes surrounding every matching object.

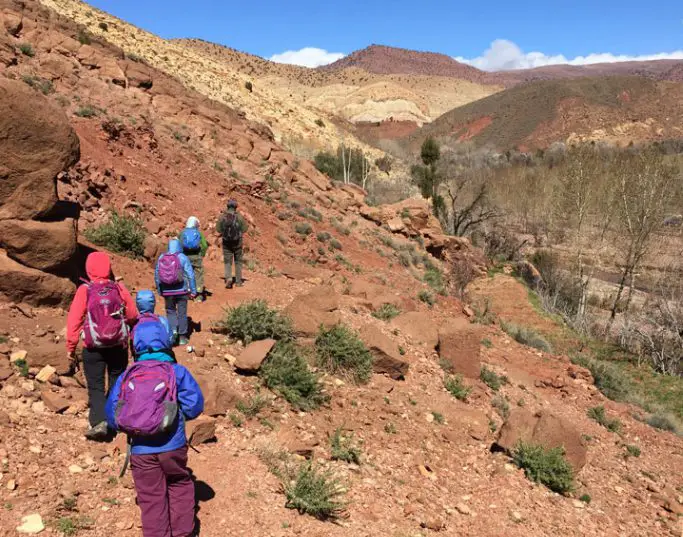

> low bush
[215,299,293,344]
[570,355,631,402]
[75,105,100,118]
[260,342,328,411]
[330,427,361,464]
[18,43,34,57]
[14,359,29,378]
[500,321,553,353]
[315,324,373,384]
[512,441,575,494]
[21,75,54,95]
[424,266,446,295]
[329,238,342,251]
[444,375,471,401]
[480,366,507,392]
[283,462,347,520]
[625,444,641,458]
[645,411,679,434]
[236,392,268,418]
[295,222,313,236]
[397,251,411,267]
[587,405,622,433]
[418,290,435,306]
[431,411,445,424]
[492,394,510,419]
[316,232,331,243]
[84,211,146,258]
[372,304,401,322]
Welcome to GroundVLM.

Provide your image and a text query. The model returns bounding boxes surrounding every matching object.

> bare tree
[608,149,680,331]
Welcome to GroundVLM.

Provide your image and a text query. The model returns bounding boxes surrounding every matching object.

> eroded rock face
[0,251,75,307]
[0,218,77,271]
[0,78,80,220]
[437,318,482,379]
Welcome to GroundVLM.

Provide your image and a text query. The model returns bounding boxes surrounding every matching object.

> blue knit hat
[136,290,156,314]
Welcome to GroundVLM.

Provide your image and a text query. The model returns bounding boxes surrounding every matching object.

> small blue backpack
[181,228,201,252]
[132,313,172,355]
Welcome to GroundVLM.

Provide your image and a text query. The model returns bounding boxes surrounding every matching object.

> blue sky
[88,0,683,69]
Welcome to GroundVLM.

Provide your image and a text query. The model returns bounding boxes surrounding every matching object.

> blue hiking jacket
[106,359,204,455]
[155,239,197,297]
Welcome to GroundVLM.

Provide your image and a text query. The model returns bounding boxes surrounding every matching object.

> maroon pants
[131,446,195,537]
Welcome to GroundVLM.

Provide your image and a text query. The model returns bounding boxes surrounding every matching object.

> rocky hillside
[0,2,682,537]
[405,75,683,151]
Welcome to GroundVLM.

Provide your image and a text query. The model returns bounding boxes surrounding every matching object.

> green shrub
[84,211,146,258]
[480,366,507,392]
[315,324,373,384]
[18,43,35,57]
[330,427,361,464]
[283,462,347,520]
[260,342,328,411]
[512,442,575,494]
[445,375,472,401]
[21,75,54,95]
[472,298,496,325]
[645,412,679,433]
[13,359,29,378]
[299,206,322,222]
[398,251,411,267]
[625,444,641,458]
[55,517,94,536]
[316,232,331,243]
[236,392,268,418]
[295,222,313,236]
[570,355,631,402]
[126,52,143,62]
[424,266,446,294]
[215,299,293,344]
[482,338,493,348]
[492,394,510,419]
[431,411,444,424]
[418,290,435,306]
[587,406,622,433]
[384,422,397,434]
[77,30,91,45]
[329,238,342,251]
[501,321,553,353]
[75,105,100,118]
[372,304,401,322]
[579,493,591,504]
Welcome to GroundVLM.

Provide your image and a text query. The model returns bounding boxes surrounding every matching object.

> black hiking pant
[223,242,243,285]
[82,346,128,426]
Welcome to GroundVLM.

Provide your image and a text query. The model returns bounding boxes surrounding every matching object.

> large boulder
[284,286,341,338]
[198,377,240,417]
[0,78,80,220]
[0,218,77,271]
[437,318,482,379]
[0,251,75,307]
[391,312,439,349]
[187,416,217,446]
[359,325,409,380]
[496,409,588,472]
[235,339,276,373]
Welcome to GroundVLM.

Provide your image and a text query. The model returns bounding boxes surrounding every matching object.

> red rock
[235,339,276,373]
[198,377,239,417]
[0,78,80,220]
[0,219,78,272]
[27,343,71,375]
[437,318,482,379]
[496,409,587,471]
[0,252,75,307]
[186,417,216,446]
[285,287,341,338]
[359,325,409,380]
[41,390,70,413]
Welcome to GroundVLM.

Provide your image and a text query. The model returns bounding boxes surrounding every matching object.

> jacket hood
[186,216,200,229]
[85,252,112,281]
[136,290,156,314]
[168,239,182,254]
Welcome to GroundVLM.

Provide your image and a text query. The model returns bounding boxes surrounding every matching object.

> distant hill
[404,76,683,151]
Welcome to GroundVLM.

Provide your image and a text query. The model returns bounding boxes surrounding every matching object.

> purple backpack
[158,253,183,286]
[115,361,178,437]
[83,281,128,348]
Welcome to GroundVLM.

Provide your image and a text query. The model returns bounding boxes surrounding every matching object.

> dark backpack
[221,212,242,243]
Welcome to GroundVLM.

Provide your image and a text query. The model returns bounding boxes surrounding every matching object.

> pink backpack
[157,253,183,285]
[83,281,128,348]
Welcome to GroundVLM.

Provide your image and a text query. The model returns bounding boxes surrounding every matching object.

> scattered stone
[455,503,472,516]
[41,390,70,413]
[421,518,446,531]
[572,499,586,509]
[234,339,276,373]
[10,350,27,363]
[437,318,482,379]
[359,325,409,380]
[418,464,437,481]
[68,464,84,474]
[16,514,45,534]
[187,417,216,446]
[7,478,17,490]
[35,365,57,383]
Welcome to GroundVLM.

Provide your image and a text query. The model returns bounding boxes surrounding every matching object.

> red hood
[85,252,112,281]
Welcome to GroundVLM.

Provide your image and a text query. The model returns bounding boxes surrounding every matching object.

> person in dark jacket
[154,239,197,346]
[106,291,204,537]
[216,199,248,289]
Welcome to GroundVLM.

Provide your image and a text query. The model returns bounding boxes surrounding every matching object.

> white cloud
[269,47,345,68]
[455,39,683,71]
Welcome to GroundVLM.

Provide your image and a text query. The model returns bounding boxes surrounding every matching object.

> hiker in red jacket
[66,252,138,440]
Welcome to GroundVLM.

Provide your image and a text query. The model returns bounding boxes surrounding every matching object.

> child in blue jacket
[106,290,204,537]
[154,239,197,346]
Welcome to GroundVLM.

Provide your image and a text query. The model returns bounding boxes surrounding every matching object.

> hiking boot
[179,336,189,346]
[226,282,233,290]
[235,281,244,287]
[84,421,108,441]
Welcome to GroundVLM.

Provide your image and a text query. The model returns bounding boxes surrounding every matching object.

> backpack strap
[119,437,132,477]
